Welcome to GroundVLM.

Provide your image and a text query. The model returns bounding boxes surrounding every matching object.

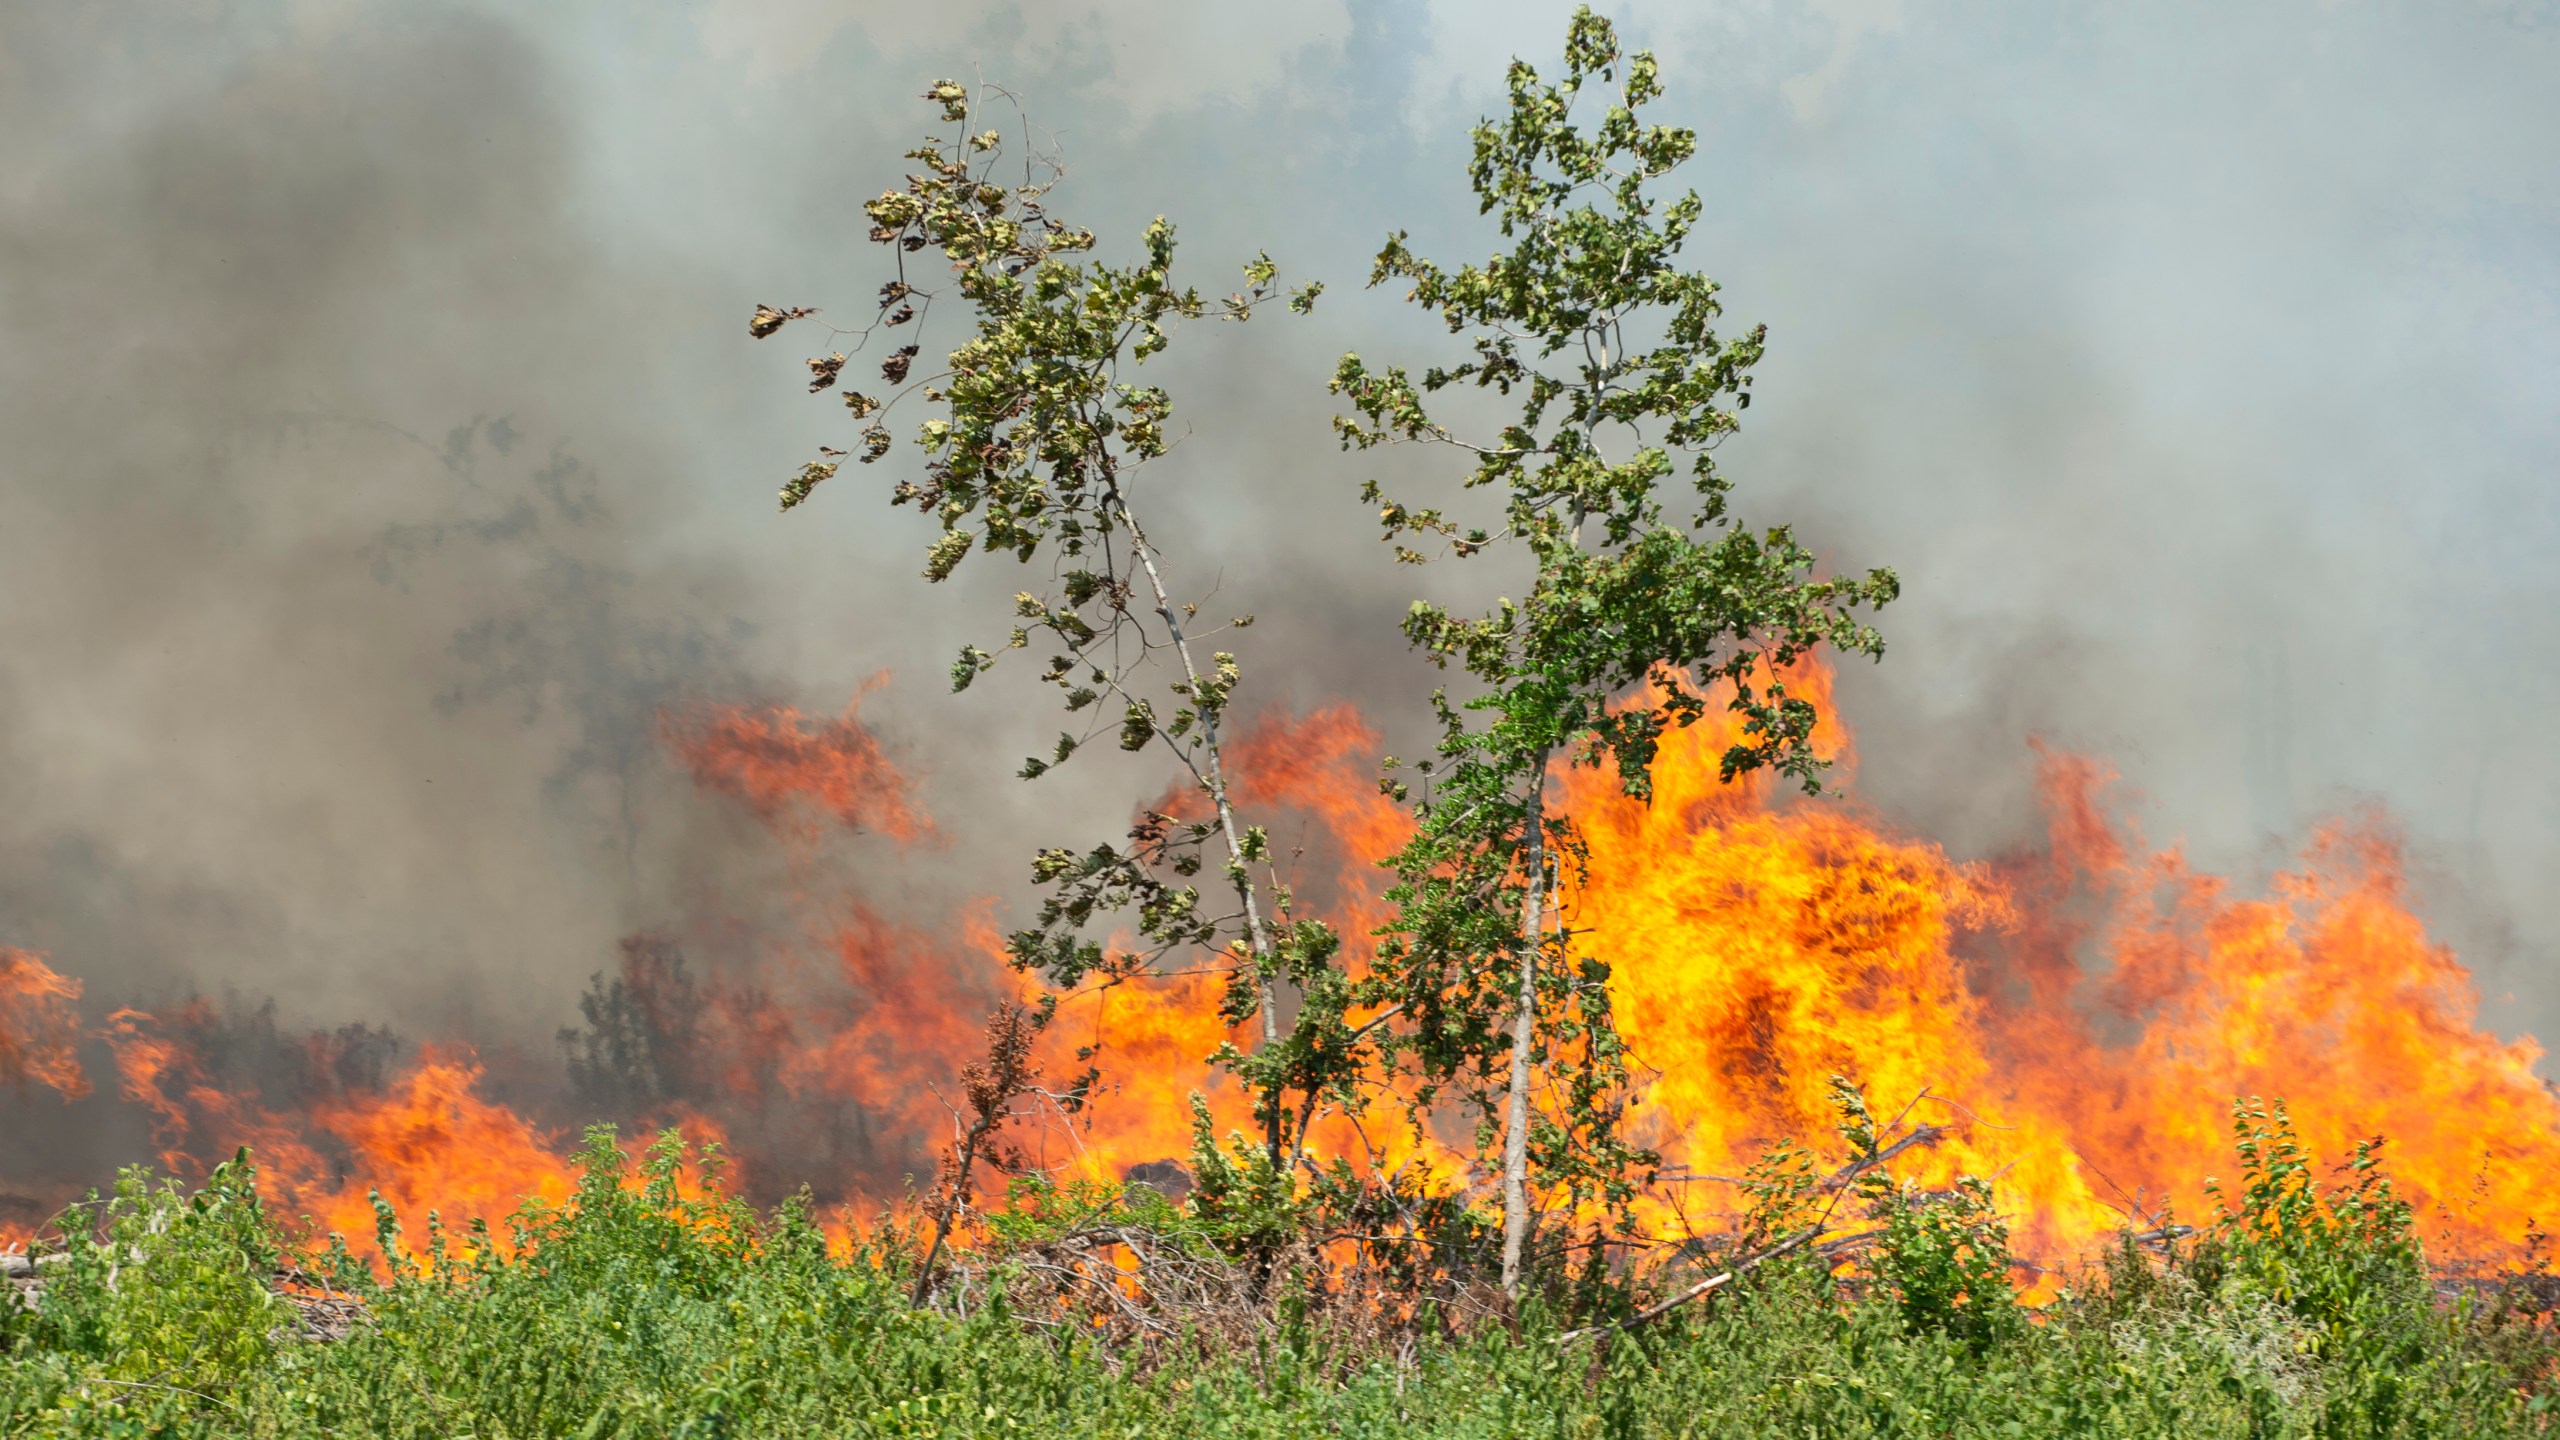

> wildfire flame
[1553,662,2560,1261]
[0,948,87,1102]
[665,678,933,845]
[287,1054,584,1248]
[14,667,2559,1276]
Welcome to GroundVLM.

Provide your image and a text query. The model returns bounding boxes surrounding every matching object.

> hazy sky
[1,0,2554,1057]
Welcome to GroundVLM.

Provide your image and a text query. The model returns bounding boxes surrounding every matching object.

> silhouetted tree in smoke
[147,998,402,1110]
[558,933,701,1117]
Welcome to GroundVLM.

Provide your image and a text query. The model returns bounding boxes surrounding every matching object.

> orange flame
[1557,675,2109,1251]
[277,1052,581,1249]
[103,1004,319,1176]
[666,678,933,845]
[2002,770,2560,1260]
[0,948,87,1100]
[1553,660,2560,1261]
[1228,703,1407,944]
[100,1009,573,1256]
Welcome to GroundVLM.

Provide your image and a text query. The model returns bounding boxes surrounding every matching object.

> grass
[4,1113,2557,1438]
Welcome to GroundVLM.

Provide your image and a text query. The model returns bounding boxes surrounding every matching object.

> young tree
[750,83,1359,1169]
[912,999,1047,1306]
[1331,9,1899,1295]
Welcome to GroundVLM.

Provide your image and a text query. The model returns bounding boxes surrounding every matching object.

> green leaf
[1118,700,1154,752]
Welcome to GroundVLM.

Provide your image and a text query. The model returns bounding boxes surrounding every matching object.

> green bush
[5,1151,282,1399]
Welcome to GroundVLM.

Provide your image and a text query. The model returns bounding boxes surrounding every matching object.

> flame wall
[8,666,2559,1272]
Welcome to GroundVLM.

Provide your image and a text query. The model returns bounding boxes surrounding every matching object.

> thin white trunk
[1499,754,1551,1297]
[1107,485,1286,1155]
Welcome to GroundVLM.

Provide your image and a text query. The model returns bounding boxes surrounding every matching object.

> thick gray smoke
[0,0,2553,1191]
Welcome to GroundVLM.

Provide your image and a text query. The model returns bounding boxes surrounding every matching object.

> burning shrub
[2191,1100,2428,1344]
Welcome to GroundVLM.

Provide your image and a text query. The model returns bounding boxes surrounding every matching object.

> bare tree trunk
[914,1127,981,1307]
[1500,754,1552,1298]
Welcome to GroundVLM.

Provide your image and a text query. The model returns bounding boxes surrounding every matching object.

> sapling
[1333,8,1899,1294]
[754,81,1356,1170]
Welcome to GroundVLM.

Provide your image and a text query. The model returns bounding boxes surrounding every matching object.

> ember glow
[14,669,2560,1274]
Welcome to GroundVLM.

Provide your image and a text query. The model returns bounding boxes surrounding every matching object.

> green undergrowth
[4,1113,2557,1439]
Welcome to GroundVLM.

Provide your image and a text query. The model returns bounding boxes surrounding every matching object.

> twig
[1555,1225,1824,1344]
[89,1378,240,1412]
[1909,1092,2016,1131]
[1821,1124,1947,1192]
